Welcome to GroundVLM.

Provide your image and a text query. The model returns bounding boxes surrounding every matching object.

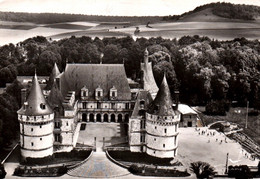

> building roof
[141,50,158,96]
[177,104,197,115]
[141,62,158,94]
[58,64,131,100]
[147,75,175,116]
[47,79,64,109]
[45,62,61,90]
[17,74,53,116]
[131,90,153,118]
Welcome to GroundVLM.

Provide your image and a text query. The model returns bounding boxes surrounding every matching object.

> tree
[102,44,119,64]
[190,161,216,179]
[37,50,62,75]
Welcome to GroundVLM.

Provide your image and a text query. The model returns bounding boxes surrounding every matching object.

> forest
[0,11,161,24]
[163,2,260,21]
[0,35,260,148]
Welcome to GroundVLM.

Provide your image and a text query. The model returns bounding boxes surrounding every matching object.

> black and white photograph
[0,0,260,178]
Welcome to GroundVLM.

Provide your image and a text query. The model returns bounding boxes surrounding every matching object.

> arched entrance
[104,114,108,122]
[97,113,101,122]
[111,114,115,122]
[118,114,123,123]
[125,114,129,123]
[82,113,87,122]
[89,113,94,122]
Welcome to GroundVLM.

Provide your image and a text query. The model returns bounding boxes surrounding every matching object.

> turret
[45,62,61,90]
[140,48,158,98]
[147,75,174,116]
[17,73,54,160]
[145,75,180,158]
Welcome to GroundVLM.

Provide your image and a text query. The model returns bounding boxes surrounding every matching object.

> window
[155,126,157,129]
[55,134,61,142]
[95,87,103,100]
[31,128,33,132]
[66,122,69,126]
[111,103,115,109]
[40,125,42,128]
[163,144,165,148]
[83,102,87,109]
[40,103,46,109]
[55,122,60,128]
[165,128,167,133]
[126,103,129,109]
[31,142,34,146]
[140,120,146,129]
[154,138,156,141]
[110,86,117,99]
[140,134,145,142]
[40,138,42,141]
[97,102,101,109]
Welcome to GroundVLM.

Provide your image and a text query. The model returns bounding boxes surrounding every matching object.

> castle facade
[17,49,181,160]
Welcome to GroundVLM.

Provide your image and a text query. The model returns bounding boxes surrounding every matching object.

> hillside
[163,2,260,21]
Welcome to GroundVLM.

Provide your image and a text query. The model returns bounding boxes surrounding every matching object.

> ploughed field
[1,20,260,45]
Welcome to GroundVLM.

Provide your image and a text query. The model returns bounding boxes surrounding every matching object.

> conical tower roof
[147,75,174,116]
[45,62,61,90]
[141,48,158,96]
[48,79,64,109]
[18,73,53,115]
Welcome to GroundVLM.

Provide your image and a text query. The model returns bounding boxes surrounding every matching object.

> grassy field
[200,107,260,145]
[0,19,260,45]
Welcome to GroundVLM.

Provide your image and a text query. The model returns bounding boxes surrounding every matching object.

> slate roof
[140,52,158,96]
[131,90,153,118]
[47,79,64,109]
[17,74,53,116]
[58,64,131,100]
[147,75,175,116]
[45,62,61,90]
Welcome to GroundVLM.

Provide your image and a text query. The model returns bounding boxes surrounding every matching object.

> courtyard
[77,122,128,152]
[177,127,259,174]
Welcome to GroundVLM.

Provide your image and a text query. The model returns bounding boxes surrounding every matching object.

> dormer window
[81,86,88,100]
[40,103,46,109]
[95,86,103,100]
[109,86,117,100]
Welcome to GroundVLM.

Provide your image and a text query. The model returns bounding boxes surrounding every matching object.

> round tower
[17,73,54,159]
[145,75,180,158]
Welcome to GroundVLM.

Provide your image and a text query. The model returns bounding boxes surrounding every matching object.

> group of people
[196,127,229,144]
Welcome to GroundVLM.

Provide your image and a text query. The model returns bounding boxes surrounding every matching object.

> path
[67,152,130,178]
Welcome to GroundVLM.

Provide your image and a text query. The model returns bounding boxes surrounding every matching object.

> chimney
[21,88,27,106]
[173,91,179,110]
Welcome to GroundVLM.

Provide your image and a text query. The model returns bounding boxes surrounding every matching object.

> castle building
[17,49,180,160]
[17,74,54,159]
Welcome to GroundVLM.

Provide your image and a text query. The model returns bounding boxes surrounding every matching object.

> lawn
[108,150,175,166]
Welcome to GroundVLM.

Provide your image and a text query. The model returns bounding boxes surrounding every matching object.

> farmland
[1,19,260,46]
